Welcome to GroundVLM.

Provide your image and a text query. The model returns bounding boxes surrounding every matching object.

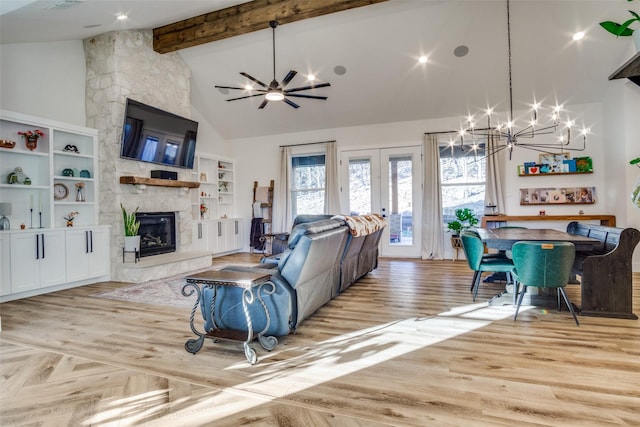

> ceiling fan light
[265,91,284,101]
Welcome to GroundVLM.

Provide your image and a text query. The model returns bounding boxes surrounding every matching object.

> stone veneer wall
[84,30,198,281]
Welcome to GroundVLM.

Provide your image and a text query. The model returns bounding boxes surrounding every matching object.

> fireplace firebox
[135,212,176,257]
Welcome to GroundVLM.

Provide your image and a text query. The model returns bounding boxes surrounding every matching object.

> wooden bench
[566,221,640,319]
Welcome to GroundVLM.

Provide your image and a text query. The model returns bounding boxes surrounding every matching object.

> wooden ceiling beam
[153,0,389,54]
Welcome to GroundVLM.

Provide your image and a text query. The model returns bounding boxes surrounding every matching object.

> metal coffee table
[182,269,278,365]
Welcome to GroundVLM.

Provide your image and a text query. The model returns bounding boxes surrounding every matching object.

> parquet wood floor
[1,253,639,426]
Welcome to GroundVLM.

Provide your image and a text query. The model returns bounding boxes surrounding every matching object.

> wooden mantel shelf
[120,176,200,188]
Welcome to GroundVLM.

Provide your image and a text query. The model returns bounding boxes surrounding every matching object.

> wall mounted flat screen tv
[120,98,198,169]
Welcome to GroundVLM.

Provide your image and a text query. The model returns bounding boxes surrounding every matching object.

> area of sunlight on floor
[86,301,528,425]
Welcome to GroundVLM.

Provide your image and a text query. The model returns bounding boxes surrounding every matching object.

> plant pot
[25,135,38,151]
[124,235,140,252]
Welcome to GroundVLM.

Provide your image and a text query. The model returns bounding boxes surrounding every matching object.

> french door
[340,146,422,257]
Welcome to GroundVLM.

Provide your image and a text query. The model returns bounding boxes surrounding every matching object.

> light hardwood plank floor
[1,253,639,426]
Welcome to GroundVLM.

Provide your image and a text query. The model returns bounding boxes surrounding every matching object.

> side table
[182,269,278,365]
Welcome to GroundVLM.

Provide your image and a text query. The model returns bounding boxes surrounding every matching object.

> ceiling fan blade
[284,98,300,109]
[215,85,247,90]
[286,94,328,100]
[240,72,267,88]
[281,70,297,87]
[285,82,331,93]
[258,99,269,109]
[226,93,266,102]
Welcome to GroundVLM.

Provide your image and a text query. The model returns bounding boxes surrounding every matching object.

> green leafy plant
[120,203,140,236]
[447,208,479,235]
[600,0,639,37]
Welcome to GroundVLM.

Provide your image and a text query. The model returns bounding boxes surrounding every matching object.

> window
[291,154,326,217]
[439,143,486,227]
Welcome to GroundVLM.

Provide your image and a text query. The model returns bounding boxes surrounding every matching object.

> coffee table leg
[256,281,278,351]
[241,287,258,364]
[182,282,211,355]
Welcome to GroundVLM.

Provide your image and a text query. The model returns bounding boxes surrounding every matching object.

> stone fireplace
[136,212,176,257]
[84,29,212,283]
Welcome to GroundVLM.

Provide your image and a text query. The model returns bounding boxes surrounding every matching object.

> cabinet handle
[218,222,222,237]
[41,234,45,259]
[90,230,93,253]
[198,223,202,239]
[86,231,90,254]
[235,220,238,234]
[36,234,40,260]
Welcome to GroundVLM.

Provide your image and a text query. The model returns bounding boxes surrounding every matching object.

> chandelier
[451,0,590,160]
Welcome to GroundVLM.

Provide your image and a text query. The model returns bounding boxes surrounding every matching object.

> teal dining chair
[460,231,516,302]
[511,241,579,326]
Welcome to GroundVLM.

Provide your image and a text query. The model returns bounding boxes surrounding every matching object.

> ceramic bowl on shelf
[0,139,16,149]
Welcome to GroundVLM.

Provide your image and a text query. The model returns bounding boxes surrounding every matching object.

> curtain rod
[279,139,336,148]
[424,127,493,136]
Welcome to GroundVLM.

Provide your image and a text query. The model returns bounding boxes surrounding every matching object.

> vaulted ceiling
[1,1,635,140]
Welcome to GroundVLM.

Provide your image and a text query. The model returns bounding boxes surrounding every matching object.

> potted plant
[121,203,141,252]
[600,0,640,49]
[447,208,479,236]
[447,208,479,256]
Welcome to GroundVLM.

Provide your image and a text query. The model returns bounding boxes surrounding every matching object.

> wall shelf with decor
[518,155,593,176]
[0,109,99,229]
[518,171,593,177]
[189,154,236,221]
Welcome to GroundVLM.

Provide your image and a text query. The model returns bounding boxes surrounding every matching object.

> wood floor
[1,253,639,426]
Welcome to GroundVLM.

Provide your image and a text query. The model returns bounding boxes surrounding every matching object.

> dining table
[475,228,600,307]
[476,227,600,252]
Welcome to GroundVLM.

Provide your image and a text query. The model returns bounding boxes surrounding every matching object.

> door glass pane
[348,157,372,215]
[388,155,413,246]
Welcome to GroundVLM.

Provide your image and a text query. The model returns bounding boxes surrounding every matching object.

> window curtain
[421,134,445,259]
[274,146,293,232]
[325,141,341,214]
[484,131,505,213]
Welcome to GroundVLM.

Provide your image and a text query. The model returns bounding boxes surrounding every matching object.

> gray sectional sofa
[199,214,386,337]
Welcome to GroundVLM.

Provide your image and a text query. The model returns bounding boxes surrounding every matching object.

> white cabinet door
[192,222,207,252]
[0,234,11,296]
[231,219,243,251]
[36,230,66,288]
[10,232,42,292]
[10,230,66,292]
[66,227,109,282]
[88,227,109,278]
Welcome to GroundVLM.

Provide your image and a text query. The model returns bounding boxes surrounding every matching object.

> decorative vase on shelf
[25,135,38,151]
[18,130,44,151]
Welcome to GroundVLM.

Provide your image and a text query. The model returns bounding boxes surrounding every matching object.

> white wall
[0,41,86,125]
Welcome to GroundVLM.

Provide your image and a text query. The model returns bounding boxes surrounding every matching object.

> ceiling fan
[215,20,330,109]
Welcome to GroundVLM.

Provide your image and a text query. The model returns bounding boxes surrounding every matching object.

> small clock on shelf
[54,182,69,200]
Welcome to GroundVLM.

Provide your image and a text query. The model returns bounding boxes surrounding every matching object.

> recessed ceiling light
[573,31,585,41]
[307,74,316,81]
[418,55,428,64]
[334,65,347,76]
[453,45,469,57]
[116,13,128,21]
